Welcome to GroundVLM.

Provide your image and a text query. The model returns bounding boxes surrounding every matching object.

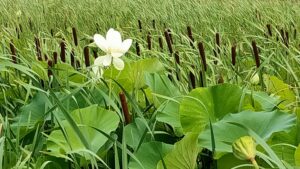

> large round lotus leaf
[180,84,242,134]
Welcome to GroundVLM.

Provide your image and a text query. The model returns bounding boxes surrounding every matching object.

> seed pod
[53,52,58,64]
[198,42,207,71]
[84,46,90,67]
[216,32,220,54]
[231,45,236,66]
[187,26,194,48]
[70,49,75,67]
[266,24,272,37]
[167,29,173,44]
[158,37,164,50]
[72,27,78,46]
[60,40,66,62]
[10,40,17,64]
[189,71,196,89]
[136,42,140,56]
[232,136,256,161]
[147,32,152,50]
[44,54,48,61]
[119,92,131,124]
[164,30,173,54]
[138,20,142,32]
[48,60,53,77]
[35,37,42,61]
[152,19,156,29]
[251,41,260,68]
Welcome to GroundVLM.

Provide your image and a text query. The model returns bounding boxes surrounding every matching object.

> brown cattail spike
[164,30,173,54]
[83,46,90,67]
[251,41,260,68]
[147,32,152,50]
[10,40,17,63]
[44,54,48,61]
[187,26,194,48]
[158,37,164,50]
[175,51,180,65]
[198,42,207,71]
[60,41,66,62]
[266,24,272,37]
[35,37,42,61]
[138,20,142,32]
[119,92,131,124]
[48,60,53,77]
[167,29,173,44]
[136,42,140,56]
[76,60,81,68]
[285,31,289,47]
[216,32,221,54]
[93,49,98,59]
[53,52,58,64]
[70,49,75,67]
[72,27,78,46]
[231,45,236,66]
[152,20,156,29]
[189,71,196,89]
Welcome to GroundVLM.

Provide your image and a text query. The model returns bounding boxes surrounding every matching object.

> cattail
[164,30,173,54]
[138,20,142,32]
[119,92,131,124]
[152,19,156,29]
[294,29,297,40]
[187,26,194,48]
[93,49,98,59]
[60,40,66,62]
[198,42,207,71]
[53,52,58,64]
[44,54,48,61]
[83,46,90,67]
[136,42,140,56]
[167,29,173,44]
[280,29,285,42]
[266,24,272,37]
[147,32,152,50]
[72,27,78,46]
[285,31,289,47]
[19,24,23,33]
[231,45,237,66]
[199,70,204,87]
[34,37,43,61]
[76,59,81,68]
[50,29,54,37]
[189,70,196,89]
[216,33,221,54]
[16,27,20,39]
[175,51,180,65]
[251,41,260,68]
[48,60,53,77]
[70,49,75,67]
[217,75,224,84]
[158,37,164,50]
[9,40,17,64]
[28,18,33,31]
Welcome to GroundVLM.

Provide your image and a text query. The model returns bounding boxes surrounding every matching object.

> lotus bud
[250,73,260,85]
[232,136,256,160]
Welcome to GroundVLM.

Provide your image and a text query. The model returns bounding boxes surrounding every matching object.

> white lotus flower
[93,28,132,70]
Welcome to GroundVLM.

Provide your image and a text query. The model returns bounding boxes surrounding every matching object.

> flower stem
[109,68,113,110]
[250,158,259,169]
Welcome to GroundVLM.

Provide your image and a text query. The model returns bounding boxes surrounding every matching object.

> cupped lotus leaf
[104,58,164,92]
[180,84,242,134]
[263,75,296,110]
[46,105,119,157]
[156,132,200,169]
[145,73,182,131]
[198,110,296,153]
[128,141,173,169]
